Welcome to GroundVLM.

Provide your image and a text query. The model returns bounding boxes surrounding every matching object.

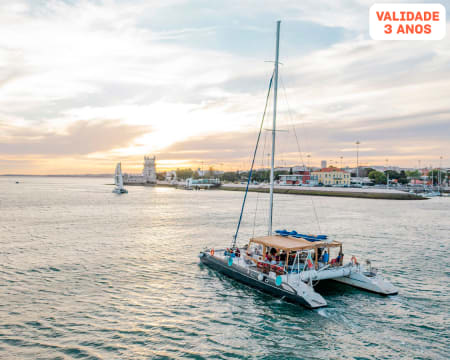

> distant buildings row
[119,156,448,187]
[279,168,351,186]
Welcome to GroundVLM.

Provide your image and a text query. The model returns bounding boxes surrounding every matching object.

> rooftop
[314,168,347,173]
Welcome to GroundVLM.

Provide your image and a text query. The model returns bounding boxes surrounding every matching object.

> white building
[123,156,157,184]
[165,170,177,181]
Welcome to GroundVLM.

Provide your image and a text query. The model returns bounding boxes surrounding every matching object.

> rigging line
[232,72,274,248]
[279,73,322,234]
[252,128,268,239]
[279,74,305,167]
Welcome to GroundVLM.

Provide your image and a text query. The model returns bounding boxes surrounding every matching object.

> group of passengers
[224,247,241,257]
[250,245,343,268]
[264,247,287,266]
[317,247,344,265]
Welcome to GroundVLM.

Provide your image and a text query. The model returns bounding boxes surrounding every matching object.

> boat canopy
[249,235,342,252]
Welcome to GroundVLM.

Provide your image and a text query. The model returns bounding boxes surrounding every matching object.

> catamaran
[199,21,398,309]
[113,162,128,194]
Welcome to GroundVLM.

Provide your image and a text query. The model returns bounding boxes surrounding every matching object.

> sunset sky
[1,0,449,174]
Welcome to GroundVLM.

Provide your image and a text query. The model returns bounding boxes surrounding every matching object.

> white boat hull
[112,187,128,194]
[333,270,398,295]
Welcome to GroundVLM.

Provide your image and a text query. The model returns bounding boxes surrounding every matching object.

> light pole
[340,156,343,170]
[356,140,360,181]
[385,158,389,188]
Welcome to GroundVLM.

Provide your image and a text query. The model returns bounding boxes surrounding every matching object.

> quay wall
[218,185,426,200]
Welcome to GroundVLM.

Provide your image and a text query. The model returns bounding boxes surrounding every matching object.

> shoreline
[155,182,427,200]
[217,185,426,200]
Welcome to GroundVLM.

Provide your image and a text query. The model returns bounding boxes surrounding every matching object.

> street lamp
[385,158,389,188]
[356,141,360,180]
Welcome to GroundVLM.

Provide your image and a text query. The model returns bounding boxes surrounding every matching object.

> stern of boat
[333,264,398,295]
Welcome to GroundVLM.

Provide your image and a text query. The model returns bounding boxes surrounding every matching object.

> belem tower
[123,156,157,185]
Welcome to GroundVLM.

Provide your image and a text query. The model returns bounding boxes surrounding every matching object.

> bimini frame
[248,235,343,270]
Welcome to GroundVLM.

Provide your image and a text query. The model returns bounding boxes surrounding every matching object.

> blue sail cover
[275,230,327,242]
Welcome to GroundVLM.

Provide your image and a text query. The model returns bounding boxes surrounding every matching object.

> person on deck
[337,251,344,265]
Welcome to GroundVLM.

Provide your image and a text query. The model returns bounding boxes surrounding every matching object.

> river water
[0,177,448,359]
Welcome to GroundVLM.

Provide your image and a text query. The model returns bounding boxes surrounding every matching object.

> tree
[368,170,386,184]
[220,171,239,182]
[252,169,270,182]
[385,170,400,180]
[175,168,194,180]
[274,170,289,179]
[398,170,408,185]
[428,169,445,184]
[360,167,375,177]
[406,170,421,179]
[207,166,215,177]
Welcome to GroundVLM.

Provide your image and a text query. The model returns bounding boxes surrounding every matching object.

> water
[0,177,448,359]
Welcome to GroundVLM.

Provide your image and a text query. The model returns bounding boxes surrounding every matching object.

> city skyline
[1,0,449,174]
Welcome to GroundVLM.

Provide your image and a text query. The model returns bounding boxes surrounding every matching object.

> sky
[0,0,449,174]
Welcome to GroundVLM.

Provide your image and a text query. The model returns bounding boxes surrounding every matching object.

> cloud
[0,120,149,155]
[157,104,450,168]
[0,0,449,174]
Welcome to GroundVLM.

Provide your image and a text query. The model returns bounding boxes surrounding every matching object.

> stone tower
[143,156,157,184]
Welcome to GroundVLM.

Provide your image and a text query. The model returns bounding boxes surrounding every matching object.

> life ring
[351,256,358,265]
[210,249,215,256]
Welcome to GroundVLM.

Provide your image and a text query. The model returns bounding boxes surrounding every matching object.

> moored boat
[199,21,398,309]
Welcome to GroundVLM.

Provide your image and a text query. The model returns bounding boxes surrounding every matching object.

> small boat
[15,181,19,184]
[422,191,441,198]
[199,21,397,309]
[112,162,128,194]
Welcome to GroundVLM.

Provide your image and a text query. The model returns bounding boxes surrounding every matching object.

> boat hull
[112,188,128,194]
[333,271,398,295]
[199,252,326,309]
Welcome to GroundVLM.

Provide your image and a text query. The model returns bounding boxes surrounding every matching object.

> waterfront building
[123,155,157,184]
[279,171,311,185]
[165,170,177,182]
[312,168,351,186]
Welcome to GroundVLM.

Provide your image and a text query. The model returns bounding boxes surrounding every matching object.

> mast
[118,162,124,188]
[438,156,442,193]
[268,20,281,236]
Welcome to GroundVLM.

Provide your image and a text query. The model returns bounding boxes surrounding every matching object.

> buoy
[210,249,214,256]
[351,256,358,265]
[276,275,282,286]
[228,257,233,266]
